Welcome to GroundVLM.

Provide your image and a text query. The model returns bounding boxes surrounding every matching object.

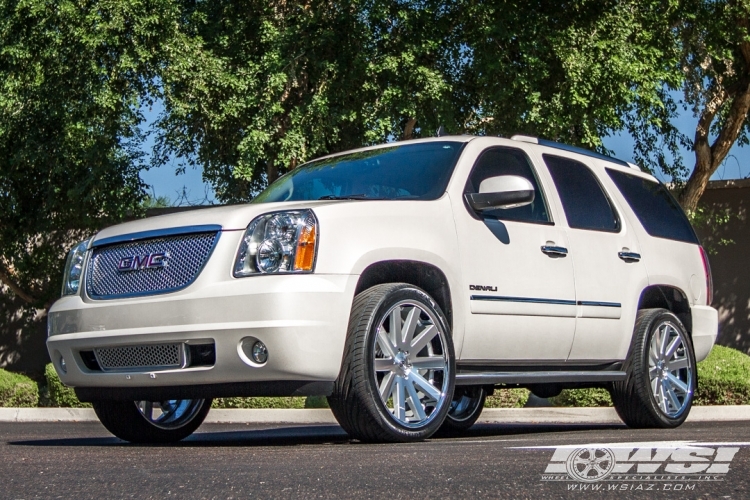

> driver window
[465,147,551,223]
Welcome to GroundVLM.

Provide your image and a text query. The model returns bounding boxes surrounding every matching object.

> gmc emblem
[117,252,168,272]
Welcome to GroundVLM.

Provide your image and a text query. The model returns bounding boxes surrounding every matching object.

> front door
[453,146,576,362]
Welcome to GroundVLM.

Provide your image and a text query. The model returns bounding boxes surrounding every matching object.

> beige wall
[696,179,750,354]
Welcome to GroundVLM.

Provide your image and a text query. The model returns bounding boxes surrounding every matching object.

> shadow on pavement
[8,422,628,448]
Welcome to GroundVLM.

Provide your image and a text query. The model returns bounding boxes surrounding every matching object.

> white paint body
[46,136,718,392]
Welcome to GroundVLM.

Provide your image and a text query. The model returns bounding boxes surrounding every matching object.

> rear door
[542,154,649,361]
[452,145,577,362]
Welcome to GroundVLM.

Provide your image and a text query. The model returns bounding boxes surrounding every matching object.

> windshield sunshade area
[253,141,465,203]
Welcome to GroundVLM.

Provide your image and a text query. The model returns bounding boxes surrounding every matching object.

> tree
[154,0,463,203]
[673,0,750,212]
[0,0,177,307]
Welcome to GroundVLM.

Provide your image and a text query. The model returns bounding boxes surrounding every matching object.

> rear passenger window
[465,147,551,223]
[606,168,699,244]
[544,154,620,232]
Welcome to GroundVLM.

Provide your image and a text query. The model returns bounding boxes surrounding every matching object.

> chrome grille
[94,344,185,371]
[86,232,219,299]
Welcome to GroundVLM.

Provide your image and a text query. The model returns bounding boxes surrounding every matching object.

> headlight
[234,210,318,276]
[61,239,89,296]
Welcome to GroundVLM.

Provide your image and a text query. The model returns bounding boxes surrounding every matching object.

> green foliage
[551,388,613,408]
[484,388,529,408]
[688,204,735,255]
[0,367,38,407]
[304,395,329,408]
[694,345,750,405]
[44,363,89,408]
[212,397,306,409]
[0,0,183,307]
[154,0,462,202]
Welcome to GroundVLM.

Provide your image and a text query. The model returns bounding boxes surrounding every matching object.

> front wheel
[328,283,455,442]
[611,309,696,428]
[93,398,212,443]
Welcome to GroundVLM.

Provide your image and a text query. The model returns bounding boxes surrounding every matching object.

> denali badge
[117,252,168,272]
[469,284,497,292]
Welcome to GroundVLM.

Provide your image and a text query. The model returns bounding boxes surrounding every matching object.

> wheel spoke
[400,307,420,348]
[405,380,427,421]
[410,356,445,371]
[663,380,681,410]
[648,365,659,380]
[142,401,153,421]
[659,326,670,358]
[407,369,441,402]
[379,371,396,399]
[410,324,438,354]
[666,373,689,394]
[374,358,395,372]
[664,336,681,358]
[394,378,406,421]
[376,329,397,358]
[668,358,689,371]
[388,306,402,347]
[656,383,668,413]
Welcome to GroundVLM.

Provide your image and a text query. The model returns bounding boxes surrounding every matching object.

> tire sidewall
[635,311,697,427]
[362,285,456,439]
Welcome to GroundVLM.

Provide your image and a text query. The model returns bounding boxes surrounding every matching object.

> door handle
[541,245,568,257]
[618,251,641,262]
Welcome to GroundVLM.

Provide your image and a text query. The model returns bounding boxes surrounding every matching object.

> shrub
[551,388,612,407]
[44,363,90,408]
[484,388,529,408]
[694,345,750,405]
[0,368,39,407]
[212,397,306,409]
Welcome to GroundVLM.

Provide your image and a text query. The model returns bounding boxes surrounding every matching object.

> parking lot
[2,420,749,499]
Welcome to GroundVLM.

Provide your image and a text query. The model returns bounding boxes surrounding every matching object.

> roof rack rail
[510,135,631,168]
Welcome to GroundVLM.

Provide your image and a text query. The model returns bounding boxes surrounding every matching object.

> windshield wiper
[318,194,382,200]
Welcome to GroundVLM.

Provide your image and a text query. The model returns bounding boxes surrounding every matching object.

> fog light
[251,341,268,364]
[59,356,67,374]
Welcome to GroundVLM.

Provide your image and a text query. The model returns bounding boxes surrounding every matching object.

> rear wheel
[437,386,487,434]
[93,398,212,443]
[328,283,455,442]
[611,309,696,428]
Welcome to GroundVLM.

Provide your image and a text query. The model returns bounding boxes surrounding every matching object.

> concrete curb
[1,406,749,424]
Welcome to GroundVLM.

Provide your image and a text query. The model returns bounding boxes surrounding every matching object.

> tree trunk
[0,264,36,305]
[680,80,750,213]
[266,159,279,184]
[403,117,417,140]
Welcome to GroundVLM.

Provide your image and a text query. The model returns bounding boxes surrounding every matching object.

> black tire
[611,308,696,428]
[328,283,455,442]
[436,386,487,435]
[93,398,212,443]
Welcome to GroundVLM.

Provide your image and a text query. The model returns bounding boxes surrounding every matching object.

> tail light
[699,246,713,306]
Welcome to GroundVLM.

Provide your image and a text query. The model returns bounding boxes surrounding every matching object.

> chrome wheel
[373,300,451,428]
[648,321,693,417]
[135,399,206,430]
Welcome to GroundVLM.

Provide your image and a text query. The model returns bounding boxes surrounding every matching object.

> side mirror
[465,175,535,211]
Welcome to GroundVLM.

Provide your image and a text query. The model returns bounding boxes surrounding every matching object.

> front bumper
[47,273,358,399]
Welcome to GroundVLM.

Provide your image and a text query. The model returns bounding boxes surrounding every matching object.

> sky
[139,103,750,205]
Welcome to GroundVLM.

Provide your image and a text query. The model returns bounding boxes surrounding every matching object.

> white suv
[47,135,718,443]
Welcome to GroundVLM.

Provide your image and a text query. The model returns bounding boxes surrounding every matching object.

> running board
[455,371,627,386]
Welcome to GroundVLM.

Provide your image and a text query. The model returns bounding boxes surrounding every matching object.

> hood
[91,200,338,244]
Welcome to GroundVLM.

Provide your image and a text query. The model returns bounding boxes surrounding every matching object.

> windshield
[253,141,465,203]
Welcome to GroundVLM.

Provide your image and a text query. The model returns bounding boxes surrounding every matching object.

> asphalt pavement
[1,420,749,499]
